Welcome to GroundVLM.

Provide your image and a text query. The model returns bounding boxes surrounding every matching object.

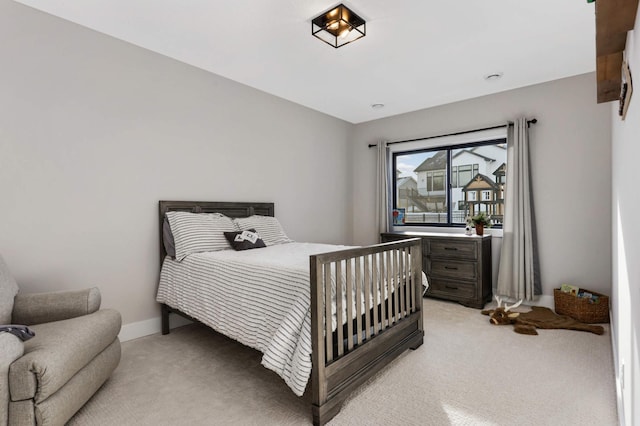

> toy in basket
[554,285,610,324]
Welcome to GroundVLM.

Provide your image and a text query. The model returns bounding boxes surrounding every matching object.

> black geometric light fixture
[311,4,366,48]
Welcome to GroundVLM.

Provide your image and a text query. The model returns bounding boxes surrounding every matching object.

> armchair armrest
[0,332,24,425]
[12,287,101,325]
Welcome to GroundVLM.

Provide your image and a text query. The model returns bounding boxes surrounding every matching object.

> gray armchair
[0,255,121,426]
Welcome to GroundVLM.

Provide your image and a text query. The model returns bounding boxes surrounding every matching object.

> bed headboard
[158,200,275,262]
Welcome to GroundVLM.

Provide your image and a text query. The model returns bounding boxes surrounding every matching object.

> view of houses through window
[393,139,507,227]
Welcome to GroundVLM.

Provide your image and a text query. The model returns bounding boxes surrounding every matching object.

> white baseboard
[609,311,625,426]
[532,294,554,309]
[117,295,552,342]
[118,315,193,342]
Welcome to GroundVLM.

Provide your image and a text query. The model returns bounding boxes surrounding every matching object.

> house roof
[493,163,507,176]
[416,146,504,173]
[453,148,497,162]
[397,176,417,188]
[461,174,499,191]
[414,151,447,172]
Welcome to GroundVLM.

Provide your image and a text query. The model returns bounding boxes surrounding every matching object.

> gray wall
[611,7,640,424]
[350,73,612,301]
[0,2,617,345]
[0,1,352,325]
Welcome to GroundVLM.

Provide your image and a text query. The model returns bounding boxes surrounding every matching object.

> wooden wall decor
[595,0,639,103]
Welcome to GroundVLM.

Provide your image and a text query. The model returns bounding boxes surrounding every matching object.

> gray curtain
[496,118,541,300]
[376,141,391,234]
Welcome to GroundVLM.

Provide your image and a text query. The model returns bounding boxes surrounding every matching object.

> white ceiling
[14,0,596,124]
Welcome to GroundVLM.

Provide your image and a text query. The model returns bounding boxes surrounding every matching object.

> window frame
[390,135,507,230]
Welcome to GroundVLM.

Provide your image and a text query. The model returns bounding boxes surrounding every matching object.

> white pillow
[233,216,293,246]
[166,212,237,261]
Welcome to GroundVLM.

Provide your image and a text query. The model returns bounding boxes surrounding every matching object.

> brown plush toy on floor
[481,296,605,335]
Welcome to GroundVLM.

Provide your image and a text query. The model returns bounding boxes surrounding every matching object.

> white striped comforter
[156,242,352,396]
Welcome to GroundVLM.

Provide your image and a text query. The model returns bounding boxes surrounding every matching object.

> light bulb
[339,28,351,38]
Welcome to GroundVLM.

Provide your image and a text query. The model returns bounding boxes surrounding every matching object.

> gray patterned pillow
[233,216,293,246]
[223,229,267,251]
[166,212,237,261]
[0,255,19,324]
[163,215,176,258]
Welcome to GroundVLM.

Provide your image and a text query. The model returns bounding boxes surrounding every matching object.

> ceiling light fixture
[312,4,366,48]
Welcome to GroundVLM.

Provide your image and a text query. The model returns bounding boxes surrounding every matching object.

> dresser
[381,232,492,309]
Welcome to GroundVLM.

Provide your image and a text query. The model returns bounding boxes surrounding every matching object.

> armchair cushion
[9,308,121,402]
[0,255,19,324]
[12,287,101,326]
[0,332,24,425]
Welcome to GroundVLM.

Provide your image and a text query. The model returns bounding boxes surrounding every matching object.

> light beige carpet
[69,298,618,425]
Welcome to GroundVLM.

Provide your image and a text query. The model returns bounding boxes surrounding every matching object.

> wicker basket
[554,288,609,323]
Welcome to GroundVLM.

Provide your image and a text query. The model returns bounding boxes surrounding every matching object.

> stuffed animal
[481,296,604,335]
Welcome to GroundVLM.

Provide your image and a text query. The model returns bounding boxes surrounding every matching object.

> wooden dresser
[381,232,492,309]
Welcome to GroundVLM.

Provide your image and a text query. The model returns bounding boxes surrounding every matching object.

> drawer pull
[445,285,458,290]
[444,266,458,270]
[444,247,458,251]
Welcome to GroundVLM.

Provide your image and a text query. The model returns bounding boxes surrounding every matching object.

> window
[392,137,507,227]
[454,164,480,188]
[432,171,445,191]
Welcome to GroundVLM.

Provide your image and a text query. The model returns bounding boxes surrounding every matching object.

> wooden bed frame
[158,201,424,425]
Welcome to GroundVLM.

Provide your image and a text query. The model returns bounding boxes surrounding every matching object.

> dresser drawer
[427,239,477,259]
[380,232,492,309]
[428,259,477,280]
[428,278,476,299]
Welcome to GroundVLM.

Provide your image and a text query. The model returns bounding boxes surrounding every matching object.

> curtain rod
[367,118,538,148]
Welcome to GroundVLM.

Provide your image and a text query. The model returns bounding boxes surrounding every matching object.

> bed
[156,201,424,425]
